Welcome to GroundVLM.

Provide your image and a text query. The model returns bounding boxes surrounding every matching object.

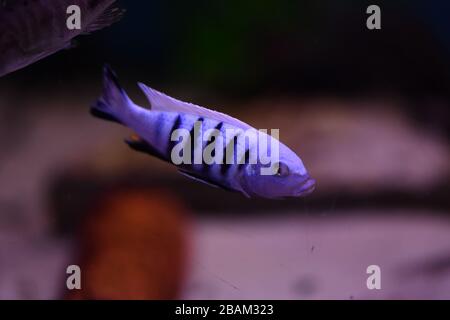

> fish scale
[132,109,240,187]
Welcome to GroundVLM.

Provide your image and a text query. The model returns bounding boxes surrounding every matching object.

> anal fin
[124,135,167,161]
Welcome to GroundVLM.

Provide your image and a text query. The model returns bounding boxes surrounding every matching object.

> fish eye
[275,162,289,177]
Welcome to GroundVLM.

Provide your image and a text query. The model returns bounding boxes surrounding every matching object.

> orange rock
[65,189,189,300]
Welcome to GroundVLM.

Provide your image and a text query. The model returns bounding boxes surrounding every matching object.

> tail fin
[90,65,131,125]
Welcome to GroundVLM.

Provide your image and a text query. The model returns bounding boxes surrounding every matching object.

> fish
[90,65,316,199]
[0,0,124,77]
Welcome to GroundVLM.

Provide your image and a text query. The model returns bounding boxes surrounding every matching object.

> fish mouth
[295,176,316,197]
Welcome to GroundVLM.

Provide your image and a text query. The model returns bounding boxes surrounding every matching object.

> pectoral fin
[178,170,221,189]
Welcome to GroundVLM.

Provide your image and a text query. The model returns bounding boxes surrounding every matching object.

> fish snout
[296,175,316,196]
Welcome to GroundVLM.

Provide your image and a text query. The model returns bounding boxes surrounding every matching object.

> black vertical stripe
[202,121,224,175]
[221,133,240,176]
[238,148,251,171]
[167,114,183,157]
[190,117,204,164]
[210,135,216,158]
[212,121,224,160]
[215,121,224,132]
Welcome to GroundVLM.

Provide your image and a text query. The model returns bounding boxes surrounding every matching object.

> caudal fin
[90,65,131,125]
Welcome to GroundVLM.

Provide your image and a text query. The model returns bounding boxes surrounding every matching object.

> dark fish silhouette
[0,0,124,77]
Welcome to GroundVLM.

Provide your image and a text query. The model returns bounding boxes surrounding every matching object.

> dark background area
[2,0,449,134]
[1,1,449,94]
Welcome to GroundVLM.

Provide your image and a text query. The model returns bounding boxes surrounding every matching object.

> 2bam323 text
[175,304,274,317]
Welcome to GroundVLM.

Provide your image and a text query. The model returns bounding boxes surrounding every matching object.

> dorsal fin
[137,82,252,130]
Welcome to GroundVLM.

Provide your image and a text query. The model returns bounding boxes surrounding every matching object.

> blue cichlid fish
[0,0,124,77]
[91,66,315,199]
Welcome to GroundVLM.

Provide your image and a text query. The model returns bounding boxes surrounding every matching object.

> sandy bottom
[182,212,450,300]
[1,211,449,299]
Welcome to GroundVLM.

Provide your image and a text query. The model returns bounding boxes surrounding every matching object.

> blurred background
[0,0,449,299]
